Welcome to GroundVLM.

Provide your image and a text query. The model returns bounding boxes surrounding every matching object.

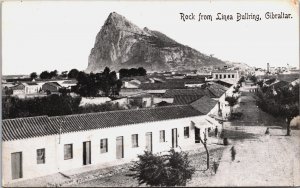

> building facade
[2,105,220,185]
[211,70,239,81]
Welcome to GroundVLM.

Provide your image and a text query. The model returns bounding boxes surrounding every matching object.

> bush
[130,149,195,186]
[225,96,238,106]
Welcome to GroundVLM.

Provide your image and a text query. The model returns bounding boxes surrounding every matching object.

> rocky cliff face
[87,12,226,72]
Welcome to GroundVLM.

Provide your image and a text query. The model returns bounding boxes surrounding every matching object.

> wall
[25,86,39,94]
[153,97,174,104]
[79,97,112,106]
[2,135,58,185]
[2,115,212,184]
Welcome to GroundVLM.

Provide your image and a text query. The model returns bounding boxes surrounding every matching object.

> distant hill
[86,12,227,73]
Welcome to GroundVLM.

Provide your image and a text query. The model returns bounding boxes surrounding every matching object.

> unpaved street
[195,84,300,187]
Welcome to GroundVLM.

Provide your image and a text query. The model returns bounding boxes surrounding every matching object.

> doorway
[195,128,200,143]
[116,136,124,159]
[145,132,153,152]
[83,141,91,165]
[172,128,178,148]
[11,152,22,180]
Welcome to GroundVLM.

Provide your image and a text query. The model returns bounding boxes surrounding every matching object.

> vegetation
[256,81,299,135]
[2,95,126,119]
[237,76,245,84]
[74,67,123,97]
[249,75,257,83]
[40,70,58,79]
[233,85,240,93]
[119,67,147,78]
[68,69,79,79]
[30,72,38,80]
[225,96,238,107]
[129,149,195,186]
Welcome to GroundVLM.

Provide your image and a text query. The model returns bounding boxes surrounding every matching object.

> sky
[2,0,299,75]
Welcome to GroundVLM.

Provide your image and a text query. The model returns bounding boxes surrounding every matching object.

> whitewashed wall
[2,115,212,184]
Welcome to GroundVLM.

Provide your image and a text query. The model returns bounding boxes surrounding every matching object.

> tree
[199,129,210,170]
[137,67,147,76]
[61,71,68,78]
[249,75,257,83]
[238,76,245,84]
[119,68,129,78]
[3,87,13,96]
[119,67,147,78]
[30,72,38,80]
[50,70,58,78]
[68,69,79,79]
[40,71,51,79]
[130,149,195,186]
[225,96,238,107]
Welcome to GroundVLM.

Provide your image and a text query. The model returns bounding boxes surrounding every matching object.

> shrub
[225,96,238,106]
[130,149,195,186]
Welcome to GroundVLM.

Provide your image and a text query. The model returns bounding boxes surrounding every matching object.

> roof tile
[2,105,203,141]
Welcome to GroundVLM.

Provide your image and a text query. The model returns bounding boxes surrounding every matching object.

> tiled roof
[2,116,58,141]
[10,84,25,90]
[173,95,203,105]
[213,80,233,88]
[140,82,185,90]
[269,80,289,89]
[62,80,78,84]
[190,96,218,114]
[206,83,228,98]
[50,105,203,134]
[44,82,62,87]
[2,105,203,141]
[163,88,213,98]
[24,82,38,86]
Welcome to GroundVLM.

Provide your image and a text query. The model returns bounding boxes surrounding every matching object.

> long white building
[2,104,222,185]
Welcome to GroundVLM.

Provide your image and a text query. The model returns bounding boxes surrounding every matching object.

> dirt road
[198,84,300,186]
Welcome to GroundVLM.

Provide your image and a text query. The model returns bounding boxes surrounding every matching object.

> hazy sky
[2,0,299,75]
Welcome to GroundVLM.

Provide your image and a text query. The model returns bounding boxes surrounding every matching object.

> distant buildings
[211,70,240,82]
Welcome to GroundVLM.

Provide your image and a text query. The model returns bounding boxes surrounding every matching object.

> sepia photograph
[1,0,299,187]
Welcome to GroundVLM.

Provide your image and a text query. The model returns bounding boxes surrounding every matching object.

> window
[219,74,222,79]
[100,139,108,153]
[215,74,218,79]
[37,148,45,164]
[131,134,139,148]
[224,74,226,78]
[64,144,73,160]
[159,130,165,142]
[228,75,231,78]
[184,127,190,138]
[232,74,235,78]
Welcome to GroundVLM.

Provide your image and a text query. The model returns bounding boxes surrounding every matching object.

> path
[201,83,300,186]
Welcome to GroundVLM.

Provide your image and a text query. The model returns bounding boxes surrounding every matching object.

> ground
[7,82,300,187]
[197,84,300,187]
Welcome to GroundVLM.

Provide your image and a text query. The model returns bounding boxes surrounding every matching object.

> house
[10,83,40,95]
[123,80,141,89]
[79,97,112,106]
[58,80,77,89]
[41,82,62,93]
[190,96,218,114]
[211,70,239,81]
[2,105,221,185]
[23,83,40,94]
[10,84,25,95]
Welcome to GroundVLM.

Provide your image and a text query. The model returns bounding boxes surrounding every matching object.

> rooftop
[190,96,218,114]
[212,70,237,73]
[2,105,203,141]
